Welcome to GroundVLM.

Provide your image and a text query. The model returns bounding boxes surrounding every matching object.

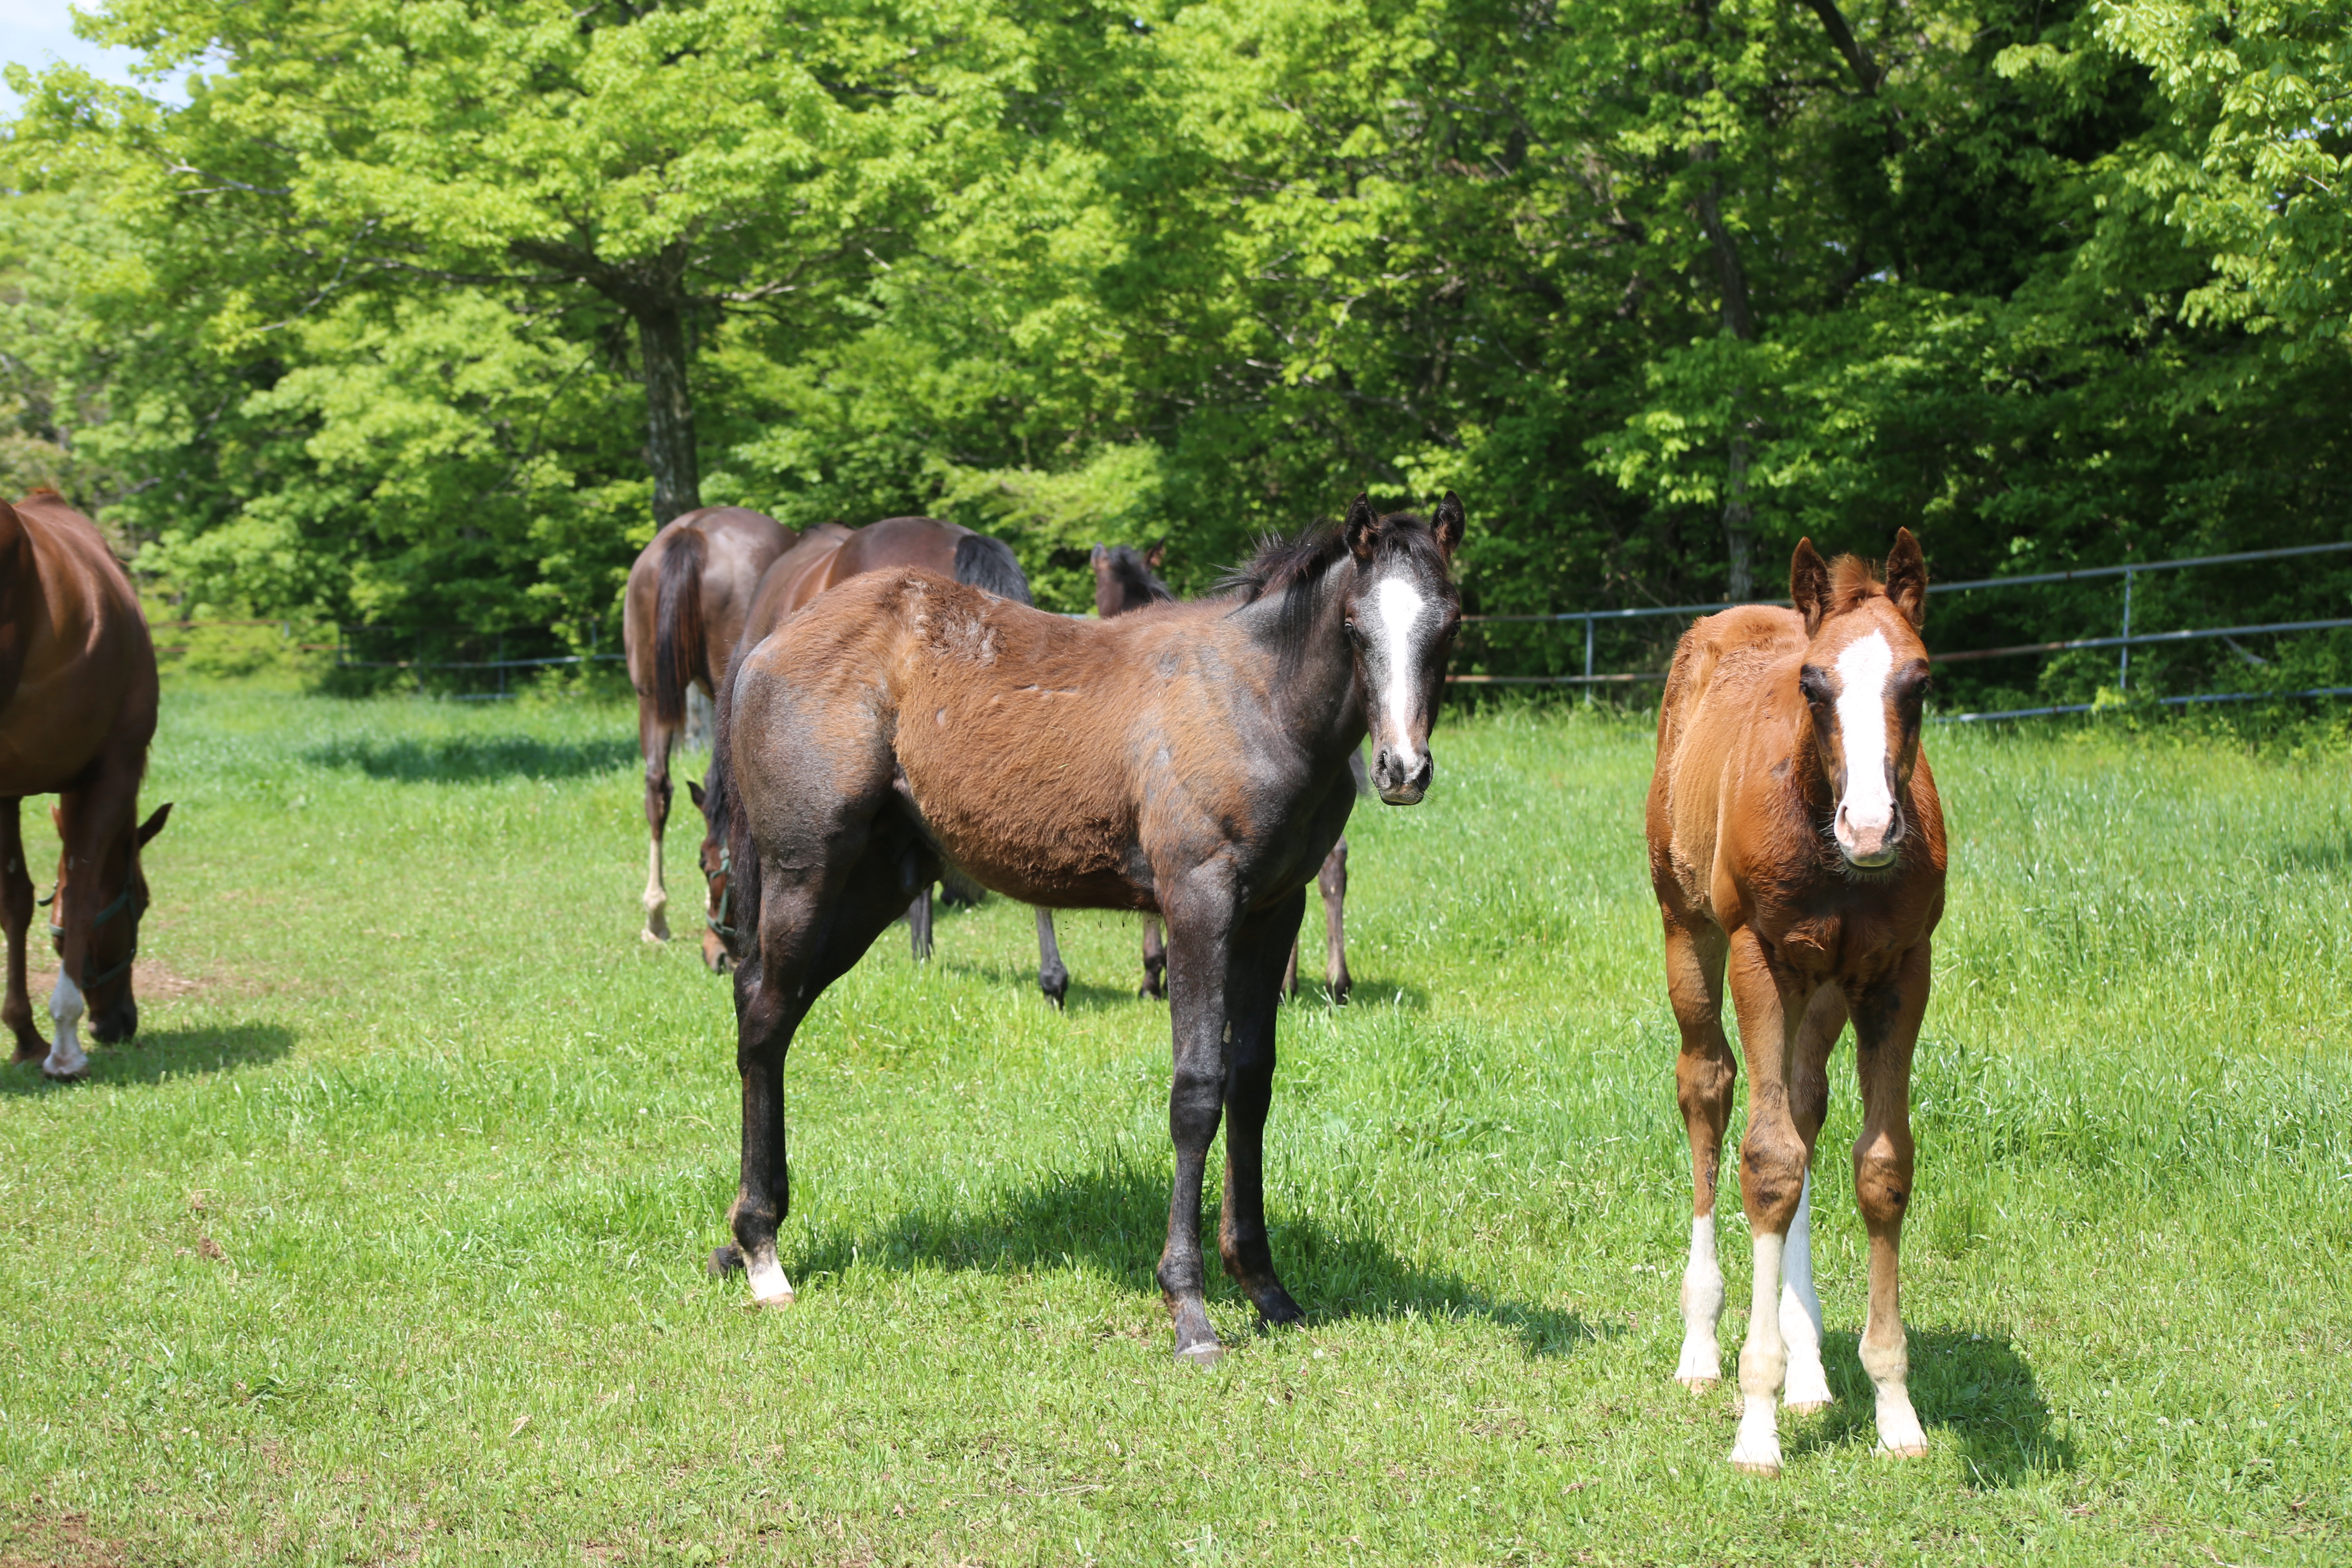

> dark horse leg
[638,702,675,944]
[719,810,934,1304]
[1,798,44,1064]
[1219,886,1309,1327]
[1140,916,1167,1000]
[1035,908,1068,1009]
[908,884,933,962]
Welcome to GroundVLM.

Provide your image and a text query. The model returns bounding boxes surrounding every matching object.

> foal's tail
[652,526,707,731]
[705,684,760,970]
[953,532,1033,605]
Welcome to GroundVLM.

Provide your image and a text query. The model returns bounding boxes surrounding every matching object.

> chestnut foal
[704,495,1463,1362]
[1647,530,1947,1475]
[1090,541,1354,1004]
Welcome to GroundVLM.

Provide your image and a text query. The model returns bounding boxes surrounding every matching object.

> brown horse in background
[622,507,795,943]
[689,516,1071,1005]
[1091,541,1354,1004]
[0,491,171,1081]
[700,493,1464,1363]
[1648,529,1946,1476]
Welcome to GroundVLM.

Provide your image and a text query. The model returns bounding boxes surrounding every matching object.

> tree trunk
[637,302,701,525]
[1692,160,1759,598]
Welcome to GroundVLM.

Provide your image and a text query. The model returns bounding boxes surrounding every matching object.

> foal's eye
[1798,667,1833,706]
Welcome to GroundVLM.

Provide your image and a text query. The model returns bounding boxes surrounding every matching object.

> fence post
[1582,614,1595,704]
[2120,568,2134,693]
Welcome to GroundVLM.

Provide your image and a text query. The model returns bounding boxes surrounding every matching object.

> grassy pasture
[0,685,2347,1566]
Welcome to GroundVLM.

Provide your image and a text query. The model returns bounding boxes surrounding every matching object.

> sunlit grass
[0,686,2344,1564]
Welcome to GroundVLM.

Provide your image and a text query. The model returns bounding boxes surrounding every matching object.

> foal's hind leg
[1319,837,1350,1003]
[1662,917,1733,1387]
[639,703,674,943]
[1851,943,1931,1459]
[1139,917,1167,1000]
[1780,985,1847,1413]
[0,799,45,1064]
[908,883,933,962]
[1034,908,1068,1009]
[1218,887,1309,1329]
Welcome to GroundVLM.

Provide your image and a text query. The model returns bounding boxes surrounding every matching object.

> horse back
[0,492,156,794]
[1647,606,1807,922]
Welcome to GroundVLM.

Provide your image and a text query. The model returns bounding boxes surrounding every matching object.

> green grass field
[1,685,2346,1566]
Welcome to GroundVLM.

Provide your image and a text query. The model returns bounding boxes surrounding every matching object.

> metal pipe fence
[1450,540,2352,722]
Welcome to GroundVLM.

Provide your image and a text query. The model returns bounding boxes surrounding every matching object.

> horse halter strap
[706,847,739,946]
[47,878,148,990]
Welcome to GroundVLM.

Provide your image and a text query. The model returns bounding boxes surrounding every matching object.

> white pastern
[1374,576,1427,769]
[45,973,87,1080]
[1730,1230,1786,1474]
[1779,1171,1832,1409]
[1833,630,1897,857]
[744,1247,794,1307]
[1676,1214,1724,1383]
[1863,1332,1928,1457]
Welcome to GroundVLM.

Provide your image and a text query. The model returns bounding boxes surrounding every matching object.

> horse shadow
[2269,833,2352,878]
[1783,1327,2075,1483]
[788,1155,1607,1359]
[303,735,637,783]
[1,1022,295,1096]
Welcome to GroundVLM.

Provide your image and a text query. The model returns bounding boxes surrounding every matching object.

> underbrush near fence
[0,690,2343,1566]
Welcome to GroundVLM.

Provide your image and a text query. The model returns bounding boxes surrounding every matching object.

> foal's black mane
[1215,510,1451,659]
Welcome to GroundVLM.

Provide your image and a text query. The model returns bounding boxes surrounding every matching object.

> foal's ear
[1432,492,1465,559]
[1884,527,1928,630]
[1089,543,1107,570]
[1791,538,1831,637]
[1144,538,1167,572]
[686,778,706,811]
[1343,492,1381,562]
[136,802,173,846]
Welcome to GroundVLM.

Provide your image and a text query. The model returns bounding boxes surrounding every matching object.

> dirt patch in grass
[25,956,254,1005]
[0,1505,125,1568]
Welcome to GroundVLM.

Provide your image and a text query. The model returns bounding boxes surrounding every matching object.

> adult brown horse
[622,507,795,943]
[702,494,1464,1363]
[1648,530,1946,1476]
[0,491,171,1081]
[688,515,1070,1006]
[1090,541,1354,1004]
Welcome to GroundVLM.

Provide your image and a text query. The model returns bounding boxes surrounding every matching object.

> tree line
[2,0,2346,705]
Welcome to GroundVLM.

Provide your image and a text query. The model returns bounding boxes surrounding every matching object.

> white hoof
[1782,1358,1834,1412]
[1874,1393,1928,1458]
[745,1253,793,1307]
[1674,1335,1721,1385]
[1728,1394,1781,1476]
[641,925,669,945]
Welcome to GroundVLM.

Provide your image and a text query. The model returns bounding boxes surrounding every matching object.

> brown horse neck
[1225,555,1368,764]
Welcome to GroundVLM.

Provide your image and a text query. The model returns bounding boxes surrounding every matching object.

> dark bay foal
[1090,542,1354,1005]
[706,495,1464,1361]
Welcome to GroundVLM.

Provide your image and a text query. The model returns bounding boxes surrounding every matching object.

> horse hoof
[1676,1375,1719,1392]
[1873,1440,1929,1460]
[1730,1459,1782,1478]
[752,1287,795,1309]
[1254,1293,1305,1327]
[40,1062,88,1083]
[1785,1399,1833,1415]
[641,926,669,945]
[1174,1340,1223,1368]
[708,1245,745,1277]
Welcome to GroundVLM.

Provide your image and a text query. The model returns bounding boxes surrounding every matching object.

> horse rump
[652,528,708,730]
[952,533,1033,605]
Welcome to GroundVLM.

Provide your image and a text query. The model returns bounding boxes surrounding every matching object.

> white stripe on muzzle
[1833,630,1896,860]
[1375,576,1427,771]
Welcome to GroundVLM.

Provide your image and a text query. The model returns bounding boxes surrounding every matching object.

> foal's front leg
[1851,944,1931,1459]
[0,798,46,1065]
[1724,927,1815,1476]
[1218,889,1307,1327]
[1157,884,1238,1365]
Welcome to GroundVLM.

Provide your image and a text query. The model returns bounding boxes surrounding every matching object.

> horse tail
[953,533,1032,606]
[652,527,707,731]
[706,686,760,968]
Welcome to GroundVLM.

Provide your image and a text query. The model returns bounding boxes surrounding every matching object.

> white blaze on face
[1833,630,1898,860]
[45,973,87,1080]
[1374,575,1428,770]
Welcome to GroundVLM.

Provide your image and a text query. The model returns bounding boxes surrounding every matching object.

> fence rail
[1451,539,2352,721]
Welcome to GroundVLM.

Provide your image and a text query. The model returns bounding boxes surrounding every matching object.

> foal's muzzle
[1373,744,1434,805]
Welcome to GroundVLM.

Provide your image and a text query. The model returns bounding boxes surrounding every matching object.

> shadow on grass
[2270,833,2352,878]
[2,1022,295,1096]
[1783,1327,2075,1484]
[792,1154,1607,1360]
[303,735,637,783]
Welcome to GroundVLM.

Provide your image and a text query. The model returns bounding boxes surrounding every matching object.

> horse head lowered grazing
[1646,528,1946,1477]
[702,492,1464,1362]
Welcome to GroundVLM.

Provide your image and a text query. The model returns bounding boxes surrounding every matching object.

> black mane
[1216,508,1451,606]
